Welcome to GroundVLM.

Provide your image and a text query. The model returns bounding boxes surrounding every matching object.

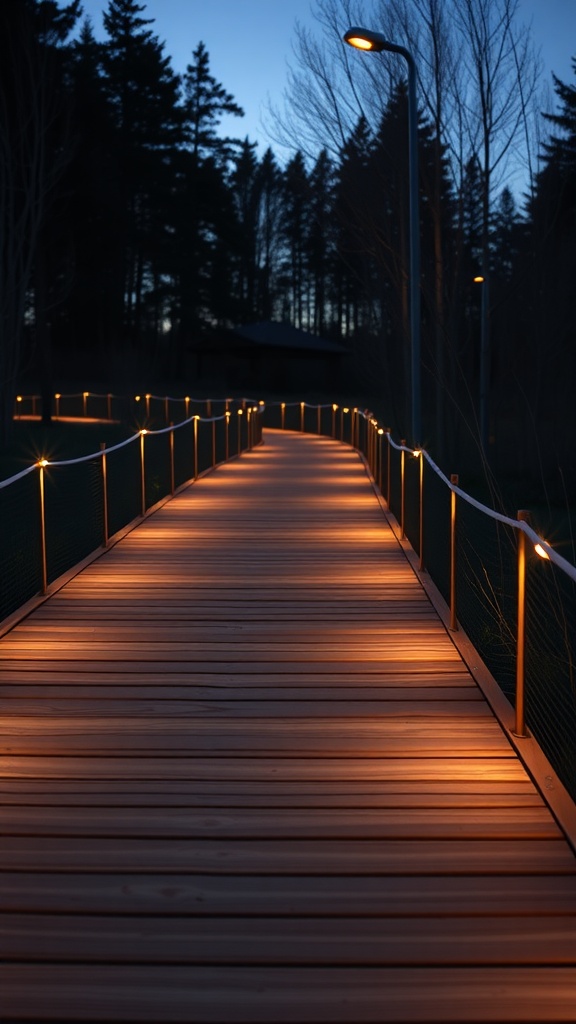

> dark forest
[1,0,575,496]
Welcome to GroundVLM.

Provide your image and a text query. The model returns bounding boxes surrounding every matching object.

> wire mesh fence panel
[43,461,103,584]
[525,557,576,800]
[57,394,87,418]
[213,418,227,467]
[403,453,421,557]
[143,432,172,510]
[456,499,518,702]
[197,419,216,474]
[173,421,195,489]
[421,462,451,606]
[106,440,141,538]
[0,472,43,618]
[388,445,402,525]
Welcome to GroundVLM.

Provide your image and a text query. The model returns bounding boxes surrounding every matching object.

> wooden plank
[0,778,543,803]
[0,805,561,839]
[2,872,572,915]
[2,913,576,964]
[0,696,488,714]
[0,756,529,780]
[0,838,574,874]
[2,965,576,1022]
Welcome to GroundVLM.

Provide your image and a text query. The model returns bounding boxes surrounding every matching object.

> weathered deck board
[1,427,576,1022]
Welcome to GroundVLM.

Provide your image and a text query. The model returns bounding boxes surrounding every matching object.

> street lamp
[343,26,421,445]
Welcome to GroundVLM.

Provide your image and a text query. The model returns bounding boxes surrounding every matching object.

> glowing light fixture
[345,32,374,49]
[344,25,421,444]
[534,543,550,560]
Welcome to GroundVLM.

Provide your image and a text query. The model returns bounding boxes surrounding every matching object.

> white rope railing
[2,399,263,613]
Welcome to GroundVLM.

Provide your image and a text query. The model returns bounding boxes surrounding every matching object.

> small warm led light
[238,409,243,416]
[140,428,148,436]
[55,392,61,399]
[16,395,22,402]
[343,407,349,413]
[413,449,421,457]
[333,404,338,411]
[135,395,141,402]
[534,543,550,560]
[83,391,89,397]
[473,275,485,283]
[378,428,384,435]
[37,458,48,468]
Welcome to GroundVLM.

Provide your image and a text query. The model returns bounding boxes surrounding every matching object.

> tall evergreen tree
[176,41,244,347]
[0,0,80,441]
[100,0,183,361]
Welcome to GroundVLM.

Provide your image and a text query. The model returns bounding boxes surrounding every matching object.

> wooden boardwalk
[1,428,576,1022]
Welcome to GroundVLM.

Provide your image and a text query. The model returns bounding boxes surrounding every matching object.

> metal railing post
[238,409,243,455]
[37,460,48,594]
[140,429,147,516]
[418,450,424,572]
[300,401,305,432]
[281,402,286,430]
[450,474,459,631]
[193,417,199,479]
[386,430,391,507]
[164,396,169,424]
[514,510,530,738]
[212,417,217,464]
[400,441,406,539]
[169,425,175,496]
[317,404,321,435]
[225,411,230,461]
[332,404,337,438]
[100,443,109,547]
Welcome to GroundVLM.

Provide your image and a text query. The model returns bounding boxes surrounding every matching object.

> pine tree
[0,0,80,441]
[175,41,244,347]
[100,0,183,360]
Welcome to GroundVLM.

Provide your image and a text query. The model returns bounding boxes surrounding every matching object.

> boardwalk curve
[1,428,576,1022]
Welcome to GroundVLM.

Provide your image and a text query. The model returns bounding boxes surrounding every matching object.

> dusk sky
[78,0,576,156]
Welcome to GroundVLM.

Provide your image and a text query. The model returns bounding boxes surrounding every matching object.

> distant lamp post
[473,275,489,457]
[343,26,421,445]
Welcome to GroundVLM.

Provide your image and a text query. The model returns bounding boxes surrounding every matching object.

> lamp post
[343,27,421,445]
[473,274,489,458]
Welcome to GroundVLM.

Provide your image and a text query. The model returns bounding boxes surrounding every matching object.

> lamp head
[343,26,387,52]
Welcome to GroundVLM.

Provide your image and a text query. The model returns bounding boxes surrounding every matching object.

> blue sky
[77,0,576,154]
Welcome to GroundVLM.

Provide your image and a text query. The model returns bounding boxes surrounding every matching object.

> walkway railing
[263,399,576,808]
[1,395,262,624]
[5,390,576,805]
